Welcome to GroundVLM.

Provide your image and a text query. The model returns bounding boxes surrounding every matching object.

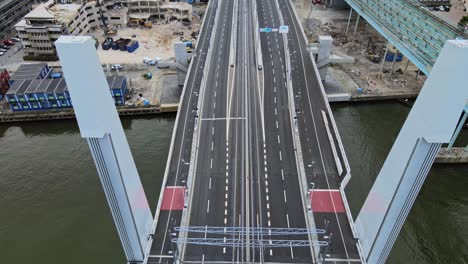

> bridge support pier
[353,14,360,36]
[55,36,153,263]
[355,40,468,264]
[346,8,353,35]
[447,106,468,151]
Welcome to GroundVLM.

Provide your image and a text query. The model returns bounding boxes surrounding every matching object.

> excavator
[367,38,381,63]
[96,0,117,36]
[129,18,153,28]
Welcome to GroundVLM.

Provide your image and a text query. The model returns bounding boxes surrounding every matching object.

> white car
[111,64,123,70]
[0,52,4,56]
[0,48,7,53]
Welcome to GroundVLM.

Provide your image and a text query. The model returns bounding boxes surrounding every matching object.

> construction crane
[96,0,117,36]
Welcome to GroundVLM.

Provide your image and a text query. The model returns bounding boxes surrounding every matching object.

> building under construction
[0,0,32,39]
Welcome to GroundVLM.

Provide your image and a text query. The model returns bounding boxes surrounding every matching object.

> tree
[459,16,468,30]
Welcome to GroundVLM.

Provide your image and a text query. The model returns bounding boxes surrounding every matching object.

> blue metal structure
[174,226,327,235]
[4,73,128,111]
[344,0,467,74]
[171,238,329,248]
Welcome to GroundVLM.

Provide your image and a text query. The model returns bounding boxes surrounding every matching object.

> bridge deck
[147,0,362,262]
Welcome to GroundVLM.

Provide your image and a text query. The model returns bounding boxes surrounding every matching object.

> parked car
[0,49,7,53]
[111,64,123,70]
[0,52,4,56]
[1,45,10,50]
[3,40,14,45]
[10,37,20,42]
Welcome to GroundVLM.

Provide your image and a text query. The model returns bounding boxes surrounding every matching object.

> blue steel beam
[174,226,326,235]
[172,238,329,248]
[344,0,467,74]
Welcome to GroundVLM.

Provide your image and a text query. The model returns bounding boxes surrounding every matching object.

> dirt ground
[291,0,427,96]
[431,0,467,26]
[91,7,205,65]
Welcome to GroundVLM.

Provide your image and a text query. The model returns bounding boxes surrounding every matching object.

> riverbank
[0,104,178,123]
[436,147,468,163]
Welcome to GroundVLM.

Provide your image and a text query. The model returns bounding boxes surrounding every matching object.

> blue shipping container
[127,41,139,53]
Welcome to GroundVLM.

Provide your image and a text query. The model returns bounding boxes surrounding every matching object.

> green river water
[0,102,466,263]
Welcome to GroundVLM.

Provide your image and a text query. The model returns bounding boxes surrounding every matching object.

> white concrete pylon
[355,40,468,264]
[55,36,153,262]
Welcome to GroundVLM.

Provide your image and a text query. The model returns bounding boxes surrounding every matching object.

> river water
[0,103,466,263]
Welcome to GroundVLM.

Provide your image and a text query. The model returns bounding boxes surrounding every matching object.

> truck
[101,37,113,50]
[112,38,124,50]
[144,21,153,28]
[119,39,131,51]
[126,41,139,53]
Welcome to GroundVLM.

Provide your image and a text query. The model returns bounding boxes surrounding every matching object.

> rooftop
[160,2,192,11]
[23,0,81,24]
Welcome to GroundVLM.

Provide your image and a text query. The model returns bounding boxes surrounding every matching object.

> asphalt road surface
[149,0,218,262]
[149,0,361,262]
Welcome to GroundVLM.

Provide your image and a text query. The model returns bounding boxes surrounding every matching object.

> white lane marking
[281,169,285,181]
[283,190,287,203]
[323,258,362,262]
[209,177,212,190]
[211,141,214,151]
[286,213,290,228]
[279,151,282,161]
[276,120,279,129]
[275,108,277,115]
[210,158,213,168]
[207,200,210,213]
[277,135,281,144]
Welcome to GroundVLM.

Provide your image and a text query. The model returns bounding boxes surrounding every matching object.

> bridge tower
[55,36,153,263]
[355,40,468,264]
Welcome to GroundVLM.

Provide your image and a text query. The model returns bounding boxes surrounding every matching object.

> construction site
[0,1,206,121]
[291,0,467,102]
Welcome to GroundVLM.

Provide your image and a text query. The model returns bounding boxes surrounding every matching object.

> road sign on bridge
[259,27,272,33]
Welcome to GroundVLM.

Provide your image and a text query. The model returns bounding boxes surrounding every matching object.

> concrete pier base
[435,147,468,164]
